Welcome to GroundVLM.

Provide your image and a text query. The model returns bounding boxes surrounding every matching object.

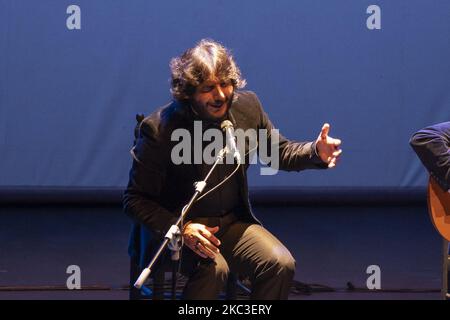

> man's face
[191,77,234,121]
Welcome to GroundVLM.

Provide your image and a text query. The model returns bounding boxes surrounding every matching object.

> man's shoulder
[141,100,176,123]
[235,90,259,105]
[139,100,185,139]
[146,100,190,125]
[233,90,263,113]
[230,91,265,128]
[410,121,450,146]
[432,122,450,135]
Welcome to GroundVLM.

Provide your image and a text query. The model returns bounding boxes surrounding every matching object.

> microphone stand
[134,147,228,299]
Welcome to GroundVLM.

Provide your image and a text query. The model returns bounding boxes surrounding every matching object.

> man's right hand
[182,222,221,259]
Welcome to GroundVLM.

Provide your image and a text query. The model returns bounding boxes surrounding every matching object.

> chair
[129,254,244,300]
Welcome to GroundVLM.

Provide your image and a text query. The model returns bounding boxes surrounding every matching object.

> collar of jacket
[175,100,238,131]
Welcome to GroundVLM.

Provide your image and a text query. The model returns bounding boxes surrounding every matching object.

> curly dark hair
[169,39,246,102]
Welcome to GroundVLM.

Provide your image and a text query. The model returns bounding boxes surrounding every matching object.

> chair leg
[129,259,142,300]
[444,240,449,300]
[152,268,165,300]
[225,273,237,300]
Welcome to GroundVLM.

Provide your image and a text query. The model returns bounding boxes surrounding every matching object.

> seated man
[123,39,342,299]
[410,121,450,299]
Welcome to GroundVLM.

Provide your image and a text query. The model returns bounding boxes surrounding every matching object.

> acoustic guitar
[427,176,450,241]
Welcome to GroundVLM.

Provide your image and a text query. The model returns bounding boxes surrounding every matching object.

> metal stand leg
[443,239,449,300]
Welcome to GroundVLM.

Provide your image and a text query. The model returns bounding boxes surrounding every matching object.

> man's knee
[214,259,230,283]
[265,248,296,279]
[276,253,296,277]
[183,257,230,299]
[202,257,230,285]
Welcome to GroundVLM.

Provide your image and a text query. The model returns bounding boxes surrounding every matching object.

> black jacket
[123,90,327,267]
[410,121,450,191]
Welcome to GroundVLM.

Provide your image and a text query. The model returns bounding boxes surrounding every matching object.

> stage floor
[0,202,444,300]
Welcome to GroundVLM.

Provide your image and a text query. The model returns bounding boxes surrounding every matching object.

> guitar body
[427,177,450,242]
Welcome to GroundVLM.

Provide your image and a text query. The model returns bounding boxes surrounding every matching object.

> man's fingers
[193,243,208,258]
[332,149,342,157]
[200,228,221,247]
[196,240,218,259]
[203,241,220,255]
[198,234,220,254]
[320,123,330,140]
[183,223,219,258]
[328,157,337,168]
[205,225,219,234]
[203,225,221,246]
[316,123,341,168]
[328,155,341,168]
[333,139,341,147]
[190,238,213,259]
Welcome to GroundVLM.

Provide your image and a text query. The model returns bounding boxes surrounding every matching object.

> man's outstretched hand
[315,123,342,168]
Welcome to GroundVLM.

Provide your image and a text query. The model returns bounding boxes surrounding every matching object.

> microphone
[220,120,241,164]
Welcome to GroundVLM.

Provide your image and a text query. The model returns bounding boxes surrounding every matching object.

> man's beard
[191,93,234,123]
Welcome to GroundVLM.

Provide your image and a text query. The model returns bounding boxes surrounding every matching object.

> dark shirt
[187,111,243,218]
[410,122,450,191]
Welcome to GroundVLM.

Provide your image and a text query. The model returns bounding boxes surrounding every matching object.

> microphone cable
[195,143,259,202]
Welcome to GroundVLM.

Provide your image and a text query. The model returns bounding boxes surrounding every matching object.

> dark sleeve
[409,122,450,191]
[252,92,328,171]
[123,119,177,238]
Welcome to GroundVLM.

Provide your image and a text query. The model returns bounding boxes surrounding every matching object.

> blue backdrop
[1,0,449,188]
